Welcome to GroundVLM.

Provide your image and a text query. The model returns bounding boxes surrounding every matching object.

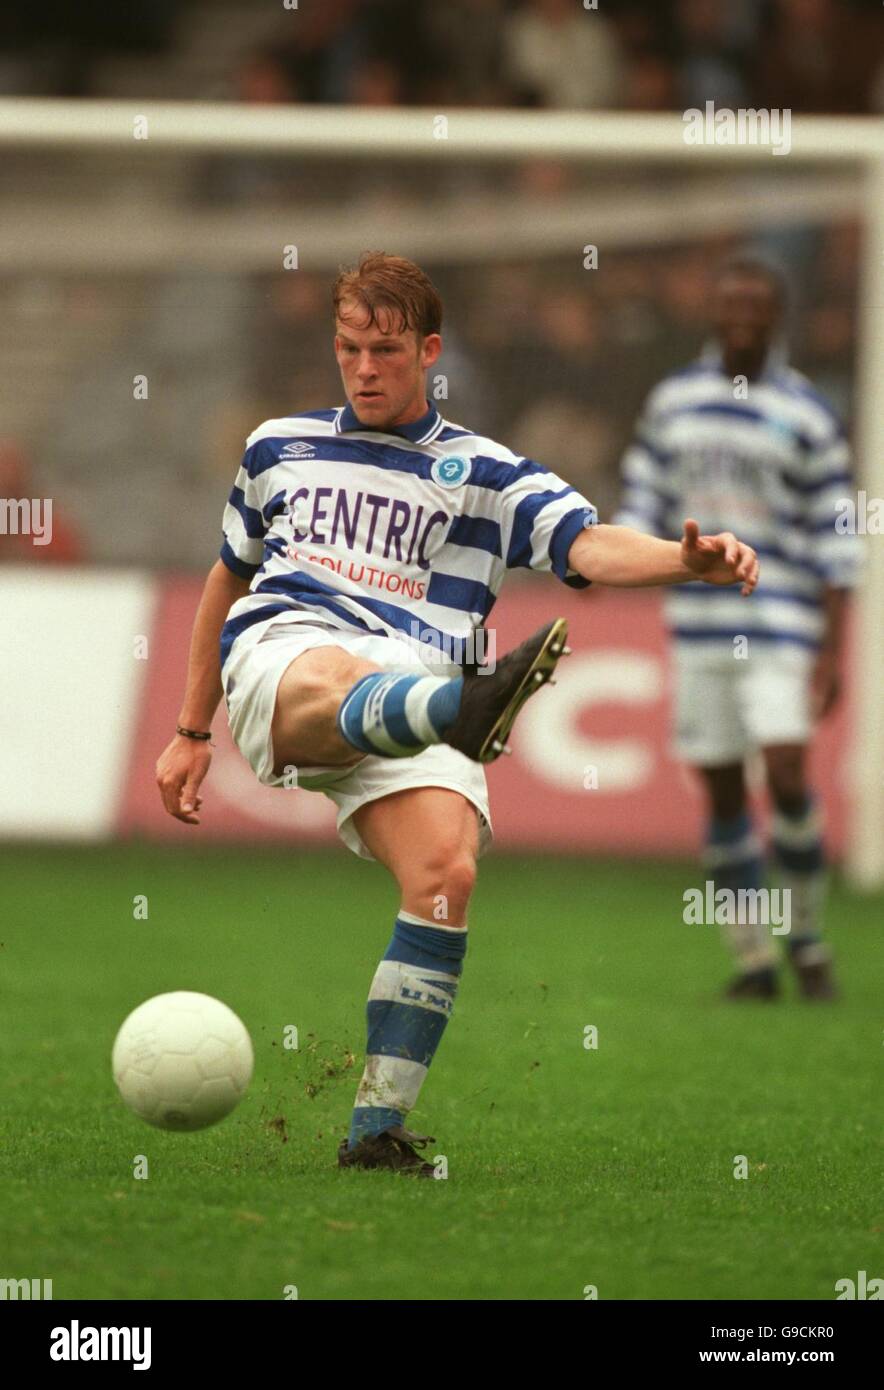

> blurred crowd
[1,0,883,114]
[233,0,884,115]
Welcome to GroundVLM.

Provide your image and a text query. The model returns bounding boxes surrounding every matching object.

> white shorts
[221,616,492,861]
[671,642,814,766]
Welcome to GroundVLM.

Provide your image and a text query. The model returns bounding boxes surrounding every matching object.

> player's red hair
[333,252,442,338]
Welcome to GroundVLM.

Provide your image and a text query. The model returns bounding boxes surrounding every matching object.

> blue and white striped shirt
[219,402,596,669]
[615,353,861,651]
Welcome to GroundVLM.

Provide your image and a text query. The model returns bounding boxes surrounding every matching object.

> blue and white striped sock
[337,671,463,758]
[704,812,774,972]
[348,912,467,1150]
[771,797,828,961]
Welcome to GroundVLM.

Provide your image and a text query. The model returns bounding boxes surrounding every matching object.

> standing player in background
[617,255,860,1001]
[156,253,758,1174]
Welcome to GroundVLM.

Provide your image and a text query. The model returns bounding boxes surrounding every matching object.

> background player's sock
[703,812,775,974]
[337,672,463,758]
[771,796,829,964]
[348,912,466,1149]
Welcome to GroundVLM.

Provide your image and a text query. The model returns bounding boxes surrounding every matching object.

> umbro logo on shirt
[280,441,316,459]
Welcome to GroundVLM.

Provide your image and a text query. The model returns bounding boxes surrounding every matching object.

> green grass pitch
[1,843,880,1301]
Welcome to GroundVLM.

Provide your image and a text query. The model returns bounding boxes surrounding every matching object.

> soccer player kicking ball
[617,255,860,1002]
[157,252,757,1176]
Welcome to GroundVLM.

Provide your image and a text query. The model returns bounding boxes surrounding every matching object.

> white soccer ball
[112,991,254,1131]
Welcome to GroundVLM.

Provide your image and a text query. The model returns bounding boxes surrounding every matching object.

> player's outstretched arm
[155,558,251,825]
[568,518,758,596]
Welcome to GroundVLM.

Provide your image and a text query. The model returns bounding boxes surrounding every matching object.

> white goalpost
[2,100,882,886]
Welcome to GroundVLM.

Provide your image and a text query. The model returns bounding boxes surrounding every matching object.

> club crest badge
[431,455,471,489]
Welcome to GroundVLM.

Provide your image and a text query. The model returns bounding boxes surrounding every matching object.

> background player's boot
[446,618,569,763]
[723,966,780,1001]
[337,1126,437,1177]
[789,944,838,1000]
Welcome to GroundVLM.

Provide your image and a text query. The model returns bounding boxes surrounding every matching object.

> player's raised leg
[270,645,383,772]
[764,742,835,1000]
[270,643,463,772]
[270,619,570,774]
[699,762,778,1000]
[337,786,479,1177]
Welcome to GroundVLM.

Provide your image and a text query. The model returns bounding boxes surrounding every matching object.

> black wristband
[176,725,213,742]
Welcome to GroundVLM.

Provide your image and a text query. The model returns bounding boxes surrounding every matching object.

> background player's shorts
[671,641,814,765]
[221,616,492,860]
